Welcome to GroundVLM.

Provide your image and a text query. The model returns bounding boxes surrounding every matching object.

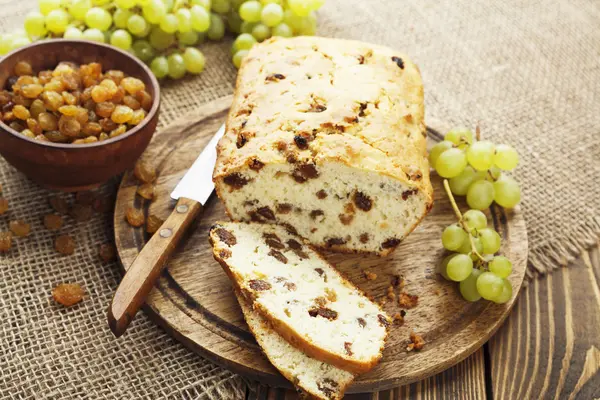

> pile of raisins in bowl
[0,61,152,144]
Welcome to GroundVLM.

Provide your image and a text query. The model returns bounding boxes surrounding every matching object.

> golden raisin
[109,125,127,138]
[43,214,63,231]
[83,136,98,143]
[62,91,78,105]
[14,61,33,76]
[9,121,25,132]
[42,91,64,111]
[13,105,30,120]
[38,70,53,84]
[120,77,145,94]
[95,102,115,118]
[70,204,92,222]
[44,79,65,93]
[133,160,156,183]
[129,109,145,125]
[58,105,80,117]
[73,107,89,124]
[80,86,92,102]
[146,214,164,234]
[98,132,109,141]
[125,207,145,227]
[58,116,81,138]
[49,195,69,214]
[99,243,116,263]
[82,122,102,136]
[135,90,153,111]
[9,220,30,237]
[123,96,141,110]
[38,112,58,131]
[53,63,74,76]
[21,129,35,139]
[72,139,85,144]
[111,86,125,103]
[21,84,44,98]
[104,70,125,84]
[30,99,46,118]
[35,134,49,141]
[12,94,31,107]
[0,231,12,252]
[52,283,84,306]
[0,197,8,214]
[26,118,42,135]
[136,183,155,200]
[55,235,76,255]
[111,105,133,124]
[99,79,118,96]
[99,118,117,132]
[91,85,110,103]
[45,130,70,143]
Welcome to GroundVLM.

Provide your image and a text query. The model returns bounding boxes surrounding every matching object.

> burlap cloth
[1,0,599,398]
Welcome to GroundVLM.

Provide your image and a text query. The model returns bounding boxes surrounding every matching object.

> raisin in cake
[209,222,391,374]
[213,36,433,256]
[235,291,355,400]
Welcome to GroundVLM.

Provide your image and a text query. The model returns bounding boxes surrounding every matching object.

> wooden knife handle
[107,197,202,337]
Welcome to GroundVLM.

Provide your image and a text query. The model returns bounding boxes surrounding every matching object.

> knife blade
[170,123,225,204]
[107,124,225,338]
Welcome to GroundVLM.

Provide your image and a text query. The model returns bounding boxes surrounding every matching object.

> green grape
[476,271,504,301]
[176,8,192,32]
[234,32,257,50]
[459,269,483,302]
[191,0,211,10]
[489,256,512,278]
[128,14,149,36]
[307,0,326,10]
[446,254,473,282]
[110,29,133,50]
[211,0,230,14]
[479,228,501,254]
[46,9,70,34]
[457,236,483,259]
[207,13,225,40]
[445,127,473,146]
[163,0,174,12]
[429,140,453,167]
[64,26,84,39]
[149,27,175,50]
[260,0,281,3]
[227,11,243,33]
[442,224,468,251]
[466,180,495,210]
[115,0,137,8]
[435,148,467,178]
[69,0,91,21]
[9,36,32,51]
[493,144,519,171]
[132,39,155,61]
[463,209,487,232]
[167,53,186,79]
[240,21,257,34]
[85,7,112,31]
[159,13,178,33]
[92,0,111,5]
[82,28,105,42]
[177,30,200,45]
[232,49,249,68]
[114,8,133,29]
[150,56,169,78]
[437,254,453,280]
[287,0,311,16]
[142,0,167,24]
[183,47,205,74]
[493,175,521,208]
[297,12,316,35]
[239,0,262,22]
[283,8,302,32]
[24,11,47,37]
[493,279,513,304]
[39,0,61,16]
[271,22,292,37]
[449,166,477,196]
[467,140,495,171]
[261,3,283,26]
[0,34,12,55]
[251,23,270,41]
[488,165,502,180]
[190,5,210,32]
[137,0,150,4]
[103,30,112,44]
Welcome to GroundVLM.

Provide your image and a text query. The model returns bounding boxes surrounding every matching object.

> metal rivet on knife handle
[160,228,173,238]
[176,204,189,214]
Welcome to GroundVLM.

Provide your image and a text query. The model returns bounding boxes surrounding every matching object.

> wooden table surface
[245,241,600,400]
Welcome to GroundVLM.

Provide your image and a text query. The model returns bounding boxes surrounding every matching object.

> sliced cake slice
[235,291,355,400]
[209,221,391,374]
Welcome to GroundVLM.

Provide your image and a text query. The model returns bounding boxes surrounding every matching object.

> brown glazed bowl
[0,39,160,191]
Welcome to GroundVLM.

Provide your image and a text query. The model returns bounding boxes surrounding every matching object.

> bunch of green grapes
[438,180,513,304]
[429,127,521,210]
[1,0,327,79]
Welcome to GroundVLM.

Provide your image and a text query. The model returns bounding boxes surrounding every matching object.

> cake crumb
[392,274,405,289]
[386,285,396,301]
[364,270,377,281]
[399,292,419,309]
[392,312,404,326]
[407,331,425,351]
[434,289,441,296]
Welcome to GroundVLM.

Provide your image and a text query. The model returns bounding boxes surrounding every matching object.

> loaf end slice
[209,221,391,374]
[235,291,355,400]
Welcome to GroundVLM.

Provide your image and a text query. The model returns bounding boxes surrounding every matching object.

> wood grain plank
[248,349,486,400]
[489,242,600,400]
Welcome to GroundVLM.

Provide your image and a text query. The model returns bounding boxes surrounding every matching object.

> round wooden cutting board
[114,96,528,393]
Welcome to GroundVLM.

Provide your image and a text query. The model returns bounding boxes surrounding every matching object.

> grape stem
[475,124,481,141]
[443,179,487,262]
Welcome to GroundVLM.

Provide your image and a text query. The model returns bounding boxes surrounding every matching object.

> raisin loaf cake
[235,291,355,400]
[209,222,391,374]
[213,36,433,256]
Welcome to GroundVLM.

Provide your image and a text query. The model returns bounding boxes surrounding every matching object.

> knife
[107,124,226,338]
